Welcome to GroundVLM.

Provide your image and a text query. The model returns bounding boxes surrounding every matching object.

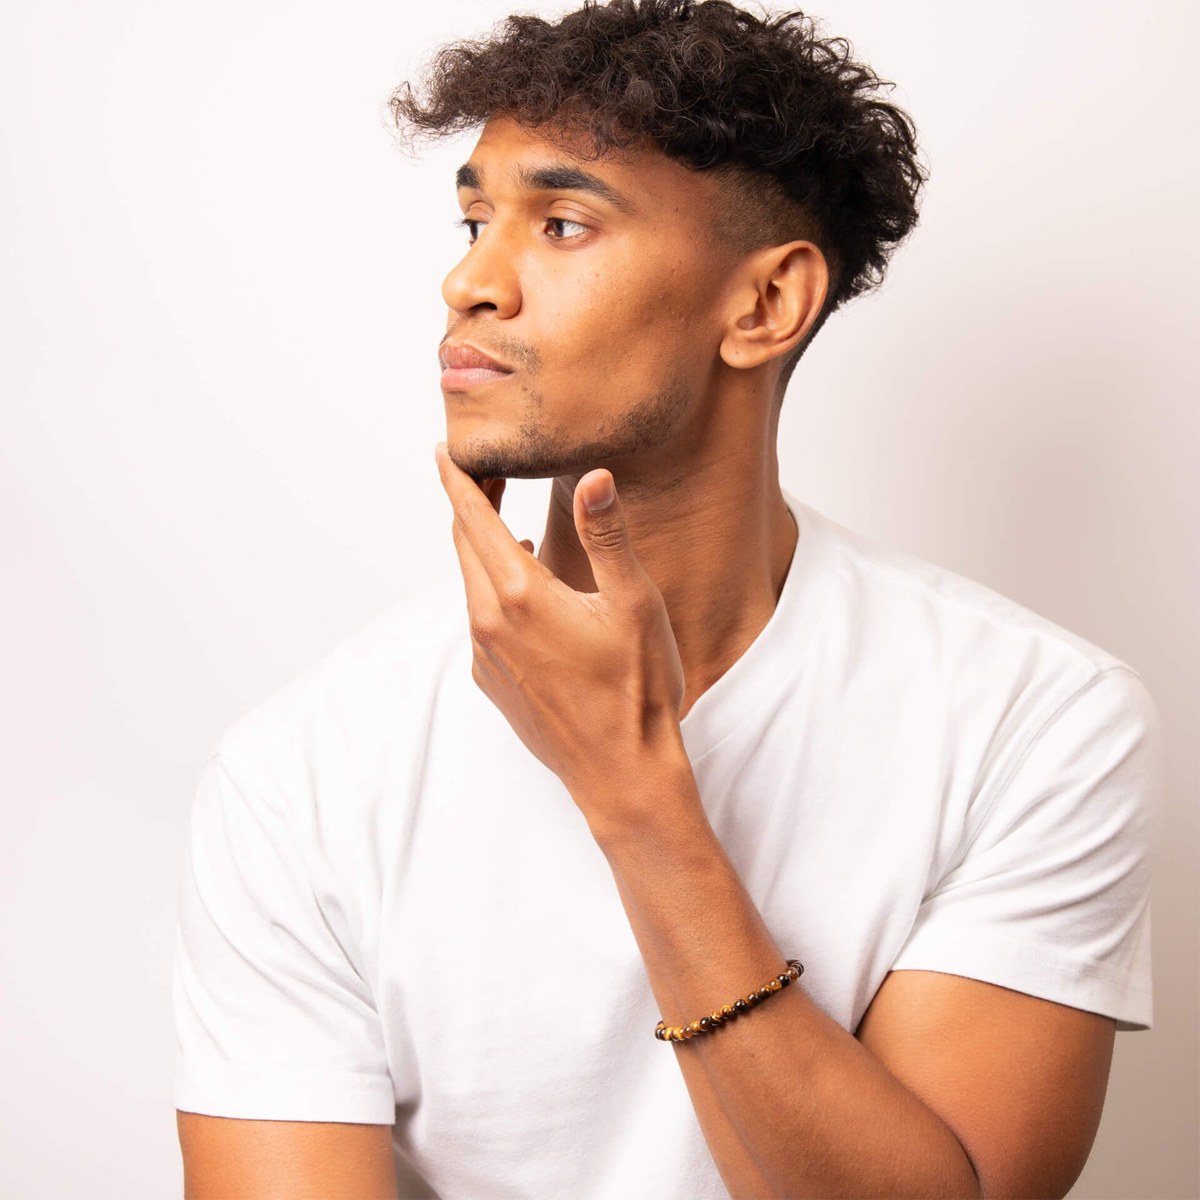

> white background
[2,1,1196,1196]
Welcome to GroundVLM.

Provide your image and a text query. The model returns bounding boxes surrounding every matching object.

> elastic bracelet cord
[655,959,805,1042]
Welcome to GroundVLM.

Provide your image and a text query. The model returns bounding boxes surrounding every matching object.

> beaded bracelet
[655,959,805,1042]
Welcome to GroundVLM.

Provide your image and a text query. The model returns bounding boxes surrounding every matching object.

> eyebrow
[455,160,637,217]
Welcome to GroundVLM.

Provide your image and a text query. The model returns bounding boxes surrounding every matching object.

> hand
[434,441,688,812]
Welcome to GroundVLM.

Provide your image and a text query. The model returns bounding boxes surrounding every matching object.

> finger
[436,443,527,597]
[450,509,500,616]
[572,469,646,595]
[482,476,506,516]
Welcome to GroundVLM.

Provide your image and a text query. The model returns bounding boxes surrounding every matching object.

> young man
[173,2,1162,1197]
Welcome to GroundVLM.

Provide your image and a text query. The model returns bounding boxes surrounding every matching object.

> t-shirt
[172,485,1163,1199]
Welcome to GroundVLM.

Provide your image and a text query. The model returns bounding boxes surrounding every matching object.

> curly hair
[387,0,927,397]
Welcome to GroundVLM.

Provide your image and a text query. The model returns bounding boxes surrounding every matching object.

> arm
[173,755,400,1191]
[177,1113,399,1200]
[432,457,1124,1198]
[585,753,1115,1200]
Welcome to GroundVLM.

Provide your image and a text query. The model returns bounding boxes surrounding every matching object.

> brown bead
[690,1019,703,1033]
[747,992,761,1006]
[683,1025,695,1039]
[777,974,791,987]
[767,979,782,992]
[710,1011,724,1025]
[734,998,749,1012]
[721,1005,736,1019]
[698,1017,712,1031]
[758,987,773,1001]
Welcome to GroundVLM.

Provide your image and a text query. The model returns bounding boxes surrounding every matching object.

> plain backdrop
[2,1,1197,1197]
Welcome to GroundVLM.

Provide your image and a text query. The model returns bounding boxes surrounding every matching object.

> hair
[387,0,927,403]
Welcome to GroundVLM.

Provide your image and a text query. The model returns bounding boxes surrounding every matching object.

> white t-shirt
[172,486,1162,1199]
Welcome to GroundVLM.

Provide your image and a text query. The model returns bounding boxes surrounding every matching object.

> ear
[719,240,829,371]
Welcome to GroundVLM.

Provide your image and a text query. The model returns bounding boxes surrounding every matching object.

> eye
[453,216,483,242]
[452,216,592,245]
[546,217,590,241]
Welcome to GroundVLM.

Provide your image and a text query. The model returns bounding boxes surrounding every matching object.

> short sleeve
[172,751,396,1121]
[890,666,1163,1031]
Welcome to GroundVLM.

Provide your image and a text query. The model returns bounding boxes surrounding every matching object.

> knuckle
[469,608,501,646]
[625,587,658,622]
[496,573,530,611]
[587,523,628,554]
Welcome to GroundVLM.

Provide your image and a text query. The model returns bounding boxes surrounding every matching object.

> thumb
[573,469,644,593]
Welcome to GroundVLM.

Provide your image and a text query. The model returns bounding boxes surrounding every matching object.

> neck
[536,440,798,722]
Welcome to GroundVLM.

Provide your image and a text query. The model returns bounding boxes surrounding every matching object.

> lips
[441,342,513,372]
[439,340,516,391]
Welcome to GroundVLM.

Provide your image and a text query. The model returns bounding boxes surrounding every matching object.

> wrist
[579,744,709,855]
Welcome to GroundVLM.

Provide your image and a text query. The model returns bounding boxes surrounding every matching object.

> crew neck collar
[677,486,840,765]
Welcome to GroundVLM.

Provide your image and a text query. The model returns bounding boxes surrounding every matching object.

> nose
[441,217,521,319]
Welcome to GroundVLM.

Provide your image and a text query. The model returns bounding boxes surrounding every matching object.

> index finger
[435,442,530,596]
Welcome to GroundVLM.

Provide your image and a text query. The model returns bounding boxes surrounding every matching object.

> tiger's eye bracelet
[654,959,804,1042]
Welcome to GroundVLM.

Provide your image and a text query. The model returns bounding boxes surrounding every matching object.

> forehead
[463,113,726,216]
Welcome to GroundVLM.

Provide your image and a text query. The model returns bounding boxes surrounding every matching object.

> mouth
[439,339,517,391]
[440,365,515,390]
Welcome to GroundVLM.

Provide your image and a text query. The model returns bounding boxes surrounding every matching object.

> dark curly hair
[387,0,927,398]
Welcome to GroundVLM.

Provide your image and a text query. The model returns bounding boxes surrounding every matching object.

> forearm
[583,755,983,1200]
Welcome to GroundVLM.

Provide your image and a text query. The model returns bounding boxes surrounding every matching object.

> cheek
[533,243,703,376]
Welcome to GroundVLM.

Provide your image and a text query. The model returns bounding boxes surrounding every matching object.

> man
[173,2,1162,1197]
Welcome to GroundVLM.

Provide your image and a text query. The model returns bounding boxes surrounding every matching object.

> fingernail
[585,476,614,512]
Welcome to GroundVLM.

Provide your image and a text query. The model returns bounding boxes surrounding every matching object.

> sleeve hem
[889,928,1153,1032]
[174,1053,397,1124]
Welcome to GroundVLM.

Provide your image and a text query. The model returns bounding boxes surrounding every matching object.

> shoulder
[806,502,1148,721]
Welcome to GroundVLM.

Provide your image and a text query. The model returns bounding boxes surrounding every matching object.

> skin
[178,111,1117,1198]
[429,439,1115,1198]
[439,112,828,719]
